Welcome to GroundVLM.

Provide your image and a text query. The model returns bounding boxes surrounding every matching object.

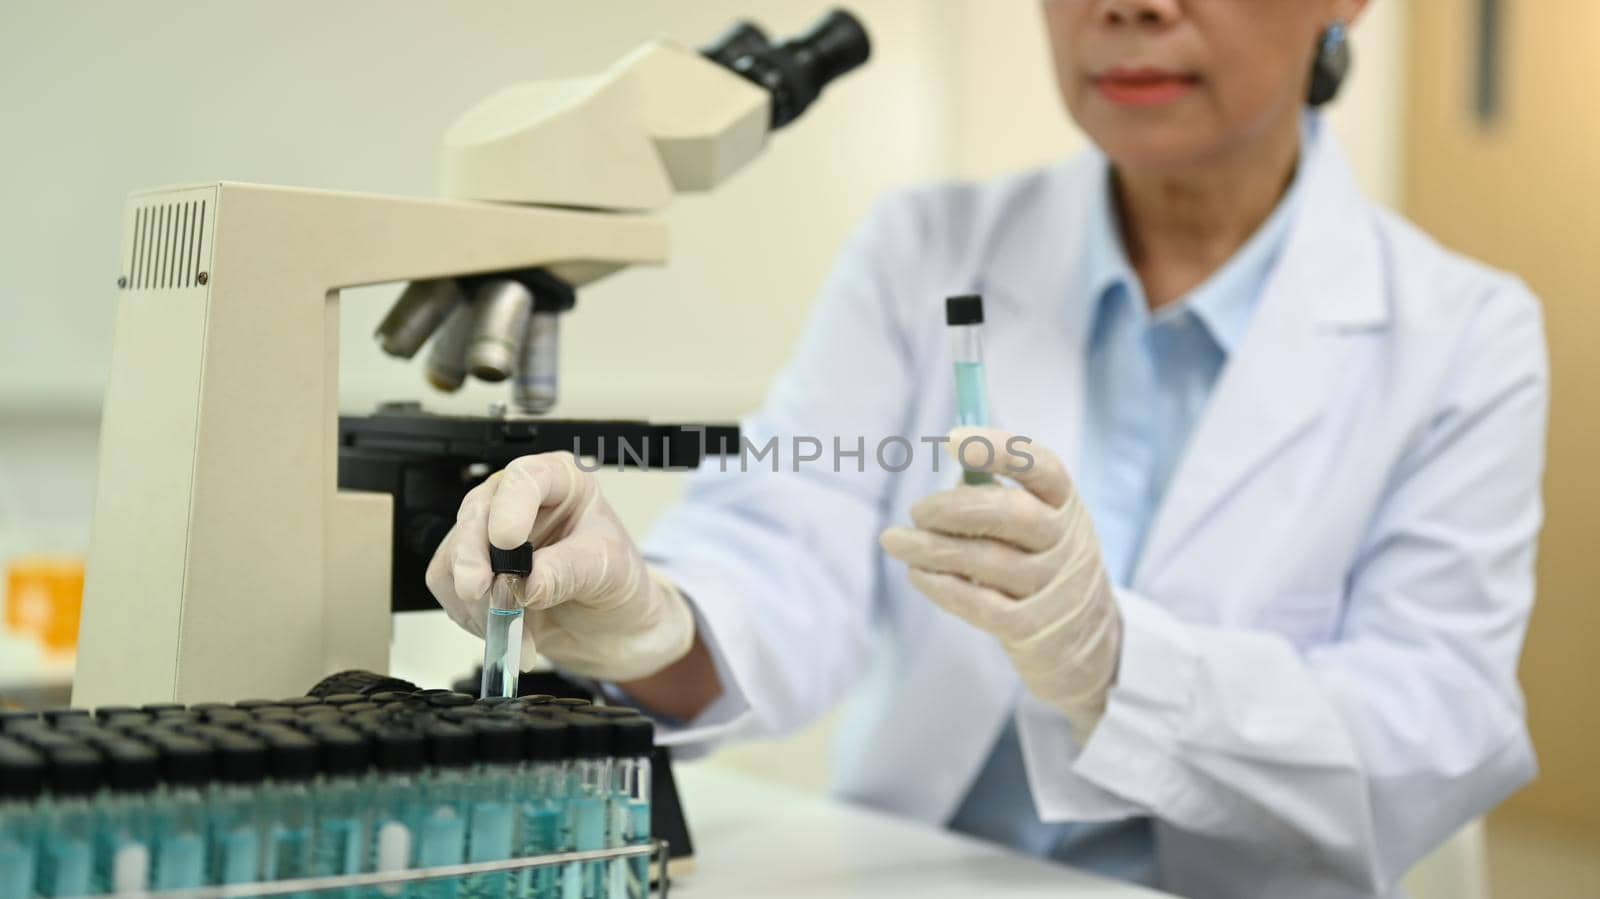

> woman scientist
[429,1,1548,896]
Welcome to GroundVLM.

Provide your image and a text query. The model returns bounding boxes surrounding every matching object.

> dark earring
[1307,23,1351,106]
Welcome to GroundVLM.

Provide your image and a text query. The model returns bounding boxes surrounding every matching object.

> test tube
[519,715,571,899]
[610,716,654,899]
[309,727,371,896]
[564,714,612,899]
[148,736,213,890]
[0,739,45,897]
[418,723,473,899]
[946,294,995,486]
[370,727,427,887]
[205,734,268,886]
[463,720,522,898]
[37,745,102,898]
[93,739,158,893]
[260,730,318,890]
[481,543,532,700]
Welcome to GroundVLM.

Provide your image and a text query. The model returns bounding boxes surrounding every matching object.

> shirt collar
[1082,113,1317,354]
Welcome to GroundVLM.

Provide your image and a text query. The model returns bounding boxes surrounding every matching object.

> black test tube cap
[946,294,984,326]
[213,734,268,785]
[0,738,46,800]
[0,711,40,732]
[611,716,656,756]
[426,723,476,769]
[469,719,524,765]
[564,714,612,758]
[520,716,570,762]
[155,736,217,788]
[102,740,161,794]
[489,543,533,576]
[374,727,426,774]
[314,727,372,777]
[264,731,318,782]
[45,744,104,796]
[41,708,91,726]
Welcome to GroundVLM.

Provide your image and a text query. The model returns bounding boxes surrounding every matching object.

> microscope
[74,11,871,707]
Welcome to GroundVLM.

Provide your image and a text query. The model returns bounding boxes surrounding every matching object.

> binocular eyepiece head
[702,8,872,130]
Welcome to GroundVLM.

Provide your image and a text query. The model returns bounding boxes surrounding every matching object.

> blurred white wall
[1,0,1408,780]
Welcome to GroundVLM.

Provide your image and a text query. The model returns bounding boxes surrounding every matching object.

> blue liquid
[266,823,312,899]
[464,799,514,898]
[0,835,34,898]
[216,827,261,885]
[954,361,995,486]
[38,836,91,898]
[152,832,204,889]
[572,794,607,899]
[481,608,524,700]
[519,802,563,899]
[416,806,466,899]
[625,800,651,899]
[313,816,365,899]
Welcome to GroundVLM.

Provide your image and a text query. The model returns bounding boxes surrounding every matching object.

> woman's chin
[1090,125,1230,176]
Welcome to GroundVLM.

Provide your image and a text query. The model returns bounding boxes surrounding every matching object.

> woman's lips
[1091,68,1200,107]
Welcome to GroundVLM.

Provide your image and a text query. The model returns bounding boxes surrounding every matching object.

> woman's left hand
[880,426,1121,739]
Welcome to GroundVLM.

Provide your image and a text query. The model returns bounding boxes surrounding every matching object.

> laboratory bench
[673,765,1174,898]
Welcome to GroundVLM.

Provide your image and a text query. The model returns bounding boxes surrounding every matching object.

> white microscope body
[73,13,868,706]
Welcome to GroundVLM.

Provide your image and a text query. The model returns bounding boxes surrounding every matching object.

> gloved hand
[426,451,697,683]
[879,427,1122,738]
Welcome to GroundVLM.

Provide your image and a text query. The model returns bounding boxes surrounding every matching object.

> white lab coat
[640,126,1548,899]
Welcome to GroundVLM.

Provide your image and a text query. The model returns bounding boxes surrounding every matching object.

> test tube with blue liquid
[482,543,532,700]
[0,739,44,897]
[947,294,994,486]
[37,745,100,898]
[149,736,214,891]
[516,716,570,899]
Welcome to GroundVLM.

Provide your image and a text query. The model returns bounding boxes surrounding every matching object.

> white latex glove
[879,427,1122,738]
[426,451,696,682]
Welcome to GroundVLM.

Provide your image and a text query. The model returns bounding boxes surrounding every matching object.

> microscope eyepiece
[701,20,771,69]
[714,8,871,130]
[788,9,872,87]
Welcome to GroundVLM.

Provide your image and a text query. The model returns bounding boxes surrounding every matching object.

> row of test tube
[0,691,654,898]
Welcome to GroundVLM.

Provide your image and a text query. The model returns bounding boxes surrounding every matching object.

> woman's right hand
[426,451,698,683]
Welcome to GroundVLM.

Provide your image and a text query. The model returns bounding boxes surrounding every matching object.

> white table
[672,765,1174,898]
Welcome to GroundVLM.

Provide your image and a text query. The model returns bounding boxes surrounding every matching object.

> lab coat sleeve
[633,192,925,747]
[1046,281,1548,891]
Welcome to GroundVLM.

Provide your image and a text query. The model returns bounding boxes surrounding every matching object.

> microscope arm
[75,182,665,707]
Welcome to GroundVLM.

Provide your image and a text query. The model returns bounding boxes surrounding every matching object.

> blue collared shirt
[946,119,1312,884]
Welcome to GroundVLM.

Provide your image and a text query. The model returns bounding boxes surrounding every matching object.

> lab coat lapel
[1134,135,1388,590]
